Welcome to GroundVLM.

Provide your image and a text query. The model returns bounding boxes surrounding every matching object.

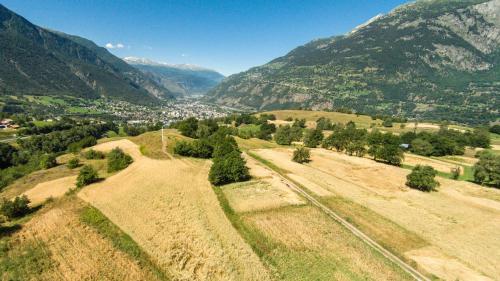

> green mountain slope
[124,57,225,96]
[0,4,172,104]
[207,0,500,124]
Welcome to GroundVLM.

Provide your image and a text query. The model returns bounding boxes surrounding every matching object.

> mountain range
[207,0,500,124]
[0,4,172,104]
[124,57,224,97]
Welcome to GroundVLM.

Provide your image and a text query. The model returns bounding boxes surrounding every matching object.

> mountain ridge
[206,0,500,124]
[0,4,172,104]
[124,57,224,96]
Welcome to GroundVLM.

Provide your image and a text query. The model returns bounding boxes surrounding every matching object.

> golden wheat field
[251,147,500,281]
[9,199,159,281]
[78,139,271,281]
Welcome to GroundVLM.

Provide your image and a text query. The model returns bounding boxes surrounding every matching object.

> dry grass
[404,153,463,174]
[22,175,77,206]
[235,136,281,151]
[78,140,271,281]
[9,198,159,281]
[222,154,304,213]
[259,110,380,128]
[1,165,78,200]
[251,147,500,280]
[241,205,413,281]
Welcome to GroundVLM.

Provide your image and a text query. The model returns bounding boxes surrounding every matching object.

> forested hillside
[207,0,500,124]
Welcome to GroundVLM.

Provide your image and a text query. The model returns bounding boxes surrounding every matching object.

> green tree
[76,165,99,188]
[67,157,80,169]
[292,118,306,128]
[257,123,276,140]
[303,128,323,148]
[410,138,433,156]
[177,117,199,138]
[368,131,403,165]
[406,165,439,192]
[292,147,311,163]
[274,125,294,145]
[473,152,500,187]
[107,147,133,172]
[209,151,250,185]
[0,143,16,169]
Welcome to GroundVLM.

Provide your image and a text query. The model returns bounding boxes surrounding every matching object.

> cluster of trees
[172,118,249,186]
[122,122,163,137]
[274,125,303,145]
[490,125,500,135]
[0,122,115,190]
[473,151,499,188]
[401,127,490,157]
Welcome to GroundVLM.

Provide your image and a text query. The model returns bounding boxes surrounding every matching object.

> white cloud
[105,42,125,49]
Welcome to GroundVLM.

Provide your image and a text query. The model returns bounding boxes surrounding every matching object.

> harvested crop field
[251,147,500,280]
[238,205,413,280]
[222,154,304,213]
[23,175,77,206]
[79,140,270,281]
[404,153,462,174]
[6,199,158,281]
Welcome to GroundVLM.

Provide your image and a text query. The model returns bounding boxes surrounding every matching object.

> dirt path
[247,152,430,281]
[78,140,271,281]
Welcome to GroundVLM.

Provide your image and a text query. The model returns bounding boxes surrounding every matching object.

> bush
[303,128,323,148]
[257,123,276,140]
[0,195,31,219]
[473,151,500,187]
[39,154,57,169]
[107,148,133,173]
[292,147,310,164]
[490,124,500,135]
[76,165,99,188]
[406,165,439,192]
[83,149,106,160]
[67,157,80,169]
[382,119,393,127]
[0,143,17,169]
[67,136,97,152]
[451,166,461,180]
[292,118,306,128]
[209,150,250,186]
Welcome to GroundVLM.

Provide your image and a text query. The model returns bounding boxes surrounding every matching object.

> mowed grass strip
[80,205,170,281]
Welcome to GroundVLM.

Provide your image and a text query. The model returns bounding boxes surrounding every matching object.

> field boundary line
[247,151,430,281]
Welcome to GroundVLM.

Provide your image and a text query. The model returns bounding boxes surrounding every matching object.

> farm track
[247,152,431,281]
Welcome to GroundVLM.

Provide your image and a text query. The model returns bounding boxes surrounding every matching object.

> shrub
[107,147,133,172]
[285,117,293,121]
[292,147,310,164]
[490,124,500,135]
[83,149,106,160]
[406,165,439,192]
[67,136,97,152]
[257,123,276,140]
[382,119,393,127]
[209,151,250,186]
[303,128,323,148]
[0,195,31,219]
[0,143,17,169]
[67,157,80,169]
[76,165,99,188]
[39,154,57,169]
[451,166,461,180]
[292,118,306,128]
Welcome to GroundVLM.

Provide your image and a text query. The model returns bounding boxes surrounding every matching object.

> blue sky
[1,0,409,75]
